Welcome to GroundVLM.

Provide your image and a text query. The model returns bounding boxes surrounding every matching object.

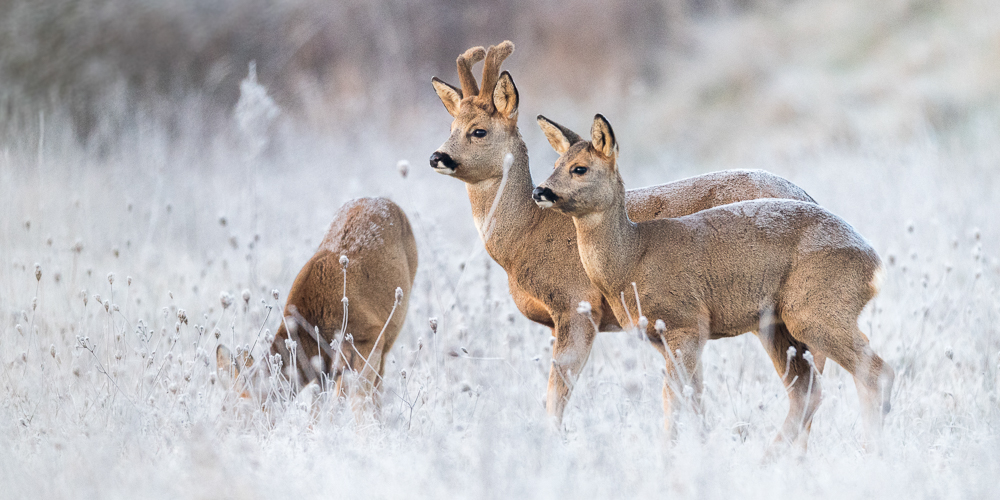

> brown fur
[535,114,894,450]
[217,197,418,420]
[430,42,817,425]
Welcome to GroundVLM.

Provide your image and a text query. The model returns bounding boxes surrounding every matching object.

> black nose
[429,151,458,170]
[532,186,559,204]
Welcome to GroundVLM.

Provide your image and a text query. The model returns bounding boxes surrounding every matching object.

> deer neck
[465,141,538,265]
[572,190,640,298]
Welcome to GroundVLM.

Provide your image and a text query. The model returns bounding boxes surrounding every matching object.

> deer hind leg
[651,329,705,439]
[547,309,599,427]
[757,323,823,454]
[783,314,894,450]
[350,340,385,424]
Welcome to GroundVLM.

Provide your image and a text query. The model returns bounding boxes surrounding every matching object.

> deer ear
[537,115,582,155]
[432,77,462,117]
[493,71,519,119]
[591,114,618,159]
[216,344,238,378]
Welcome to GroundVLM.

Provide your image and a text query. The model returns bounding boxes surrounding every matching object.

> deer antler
[457,46,486,97]
[479,41,515,104]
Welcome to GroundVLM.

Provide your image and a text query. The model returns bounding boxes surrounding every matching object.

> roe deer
[429,41,817,425]
[217,197,418,420]
[533,114,894,450]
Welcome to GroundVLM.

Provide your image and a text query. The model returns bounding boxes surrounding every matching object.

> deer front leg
[653,329,705,439]
[546,310,599,426]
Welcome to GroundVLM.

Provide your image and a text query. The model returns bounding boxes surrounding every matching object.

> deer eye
[471,129,487,138]
[571,166,588,175]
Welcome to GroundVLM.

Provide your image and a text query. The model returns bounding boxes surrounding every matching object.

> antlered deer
[430,41,817,425]
[533,114,894,449]
[217,197,418,420]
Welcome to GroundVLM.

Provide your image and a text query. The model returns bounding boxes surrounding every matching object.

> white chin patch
[432,166,456,175]
[535,200,553,209]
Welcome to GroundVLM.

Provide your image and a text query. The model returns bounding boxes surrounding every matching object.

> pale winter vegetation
[1,0,999,498]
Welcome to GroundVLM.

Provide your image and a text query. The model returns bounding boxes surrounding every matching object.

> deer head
[429,41,521,184]
[533,114,622,217]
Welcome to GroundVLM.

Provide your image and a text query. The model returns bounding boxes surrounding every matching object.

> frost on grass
[2,2,1000,499]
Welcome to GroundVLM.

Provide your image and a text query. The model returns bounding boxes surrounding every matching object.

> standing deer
[429,41,817,426]
[217,197,418,421]
[533,114,894,449]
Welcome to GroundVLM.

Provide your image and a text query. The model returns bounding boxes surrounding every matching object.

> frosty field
[2,1,1000,498]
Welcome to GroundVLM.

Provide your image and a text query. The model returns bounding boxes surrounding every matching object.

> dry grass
[1,0,999,498]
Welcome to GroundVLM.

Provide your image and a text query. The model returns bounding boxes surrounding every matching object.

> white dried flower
[242,290,251,304]
[107,272,114,285]
[339,255,349,267]
[395,287,404,303]
[576,301,592,315]
[177,309,188,324]
[397,160,410,178]
[103,300,110,312]
[429,317,438,334]
[82,290,88,306]
[220,292,234,309]
[34,263,41,281]
[127,276,132,286]
[638,316,649,331]
[49,344,56,358]
[654,319,666,335]
[271,289,279,300]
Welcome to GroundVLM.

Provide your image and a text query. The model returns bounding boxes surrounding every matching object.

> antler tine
[479,40,515,104]
[456,46,486,97]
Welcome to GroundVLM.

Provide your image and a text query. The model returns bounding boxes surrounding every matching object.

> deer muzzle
[429,151,458,174]
[532,186,559,208]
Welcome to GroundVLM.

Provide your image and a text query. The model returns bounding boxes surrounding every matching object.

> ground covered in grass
[2,1,1000,498]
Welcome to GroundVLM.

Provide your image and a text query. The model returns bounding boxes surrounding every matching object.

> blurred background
[2,0,997,165]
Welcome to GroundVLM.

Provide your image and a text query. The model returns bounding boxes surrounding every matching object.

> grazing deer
[533,114,894,449]
[217,197,418,420]
[429,41,817,425]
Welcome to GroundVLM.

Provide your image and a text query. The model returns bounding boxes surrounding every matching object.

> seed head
[271,289,279,300]
[107,272,114,285]
[654,319,666,335]
[34,263,41,281]
[49,344,56,358]
[395,287,404,304]
[339,255,349,267]
[242,290,251,304]
[429,317,438,334]
[638,316,649,331]
[576,301,592,315]
[220,292,233,309]
[103,300,110,313]
[803,350,815,367]
[82,290,88,307]
[397,159,410,178]
[177,309,188,324]
[127,276,132,286]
